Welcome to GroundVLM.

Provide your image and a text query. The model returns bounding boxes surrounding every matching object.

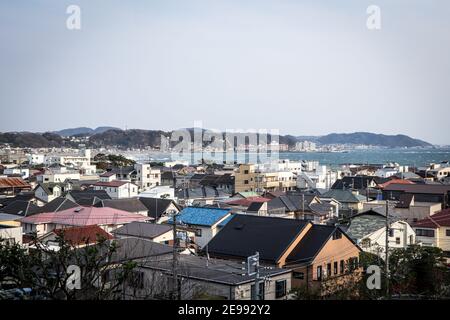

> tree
[0,234,137,300]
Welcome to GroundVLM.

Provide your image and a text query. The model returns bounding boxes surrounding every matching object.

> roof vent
[74,207,84,213]
[234,224,245,230]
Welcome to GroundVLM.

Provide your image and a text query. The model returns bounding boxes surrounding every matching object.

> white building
[94,181,139,199]
[3,167,30,179]
[36,164,81,183]
[138,185,175,200]
[45,147,96,175]
[297,165,338,190]
[134,163,161,191]
[27,153,46,165]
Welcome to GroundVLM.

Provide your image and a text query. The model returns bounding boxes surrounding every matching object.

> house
[413,209,450,255]
[362,196,442,224]
[345,209,415,256]
[175,186,231,206]
[20,206,151,236]
[38,197,79,213]
[65,190,111,206]
[321,189,366,216]
[95,198,149,216]
[160,171,176,186]
[138,185,175,200]
[0,225,23,245]
[382,183,450,208]
[138,197,181,223]
[134,163,161,191]
[124,254,292,300]
[36,164,81,183]
[0,200,40,217]
[34,183,65,203]
[0,213,23,227]
[265,194,330,221]
[168,207,232,249]
[111,221,175,244]
[93,181,139,199]
[0,177,31,196]
[34,225,114,250]
[3,167,30,180]
[205,215,361,290]
[99,171,117,182]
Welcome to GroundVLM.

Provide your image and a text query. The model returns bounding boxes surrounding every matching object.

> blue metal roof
[169,207,231,227]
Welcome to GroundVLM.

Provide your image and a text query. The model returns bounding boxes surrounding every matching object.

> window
[293,272,304,280]
[194,228,202,237]
[334,262,338,275]
[416,229,435,237]
[244,180,249,185]
[244,170,249,174]
[275,280,287,298]
[129,270,144,289]
[332,229,342,240]
[389,229,394,237]
[340,260,345,274]
[327,263,332,277]
[316,266,322,281]
[446,229,450,237]
[409,235,414,244]
[395,237,401,245]
[251,282,265,300]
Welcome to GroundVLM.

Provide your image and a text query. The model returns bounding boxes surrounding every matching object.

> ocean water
[128,148,450,167]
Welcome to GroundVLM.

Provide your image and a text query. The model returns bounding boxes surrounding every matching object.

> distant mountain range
[54,126,120,137]
[0,127,434,148]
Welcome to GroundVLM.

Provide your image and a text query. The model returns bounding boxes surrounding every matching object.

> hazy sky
[0,1,449,144]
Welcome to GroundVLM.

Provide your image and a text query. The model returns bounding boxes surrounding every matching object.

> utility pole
[254,252,260,300]
[385,200,390,298]
[171,212,181,300]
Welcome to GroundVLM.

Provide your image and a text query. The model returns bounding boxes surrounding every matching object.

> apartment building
[235,163,297,193]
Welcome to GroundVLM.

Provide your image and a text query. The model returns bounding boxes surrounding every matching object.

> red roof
[0,177,31,189]
[53,225,113,245]
[378,179,415,189]
[20,206,149,227]
[413,209,450,228]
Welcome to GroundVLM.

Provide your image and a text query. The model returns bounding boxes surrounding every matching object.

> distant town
[1,135,450,300]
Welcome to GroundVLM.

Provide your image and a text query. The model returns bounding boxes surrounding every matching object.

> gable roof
[138,197,179,220]
[112,222,172,239]
[95,198,148,213]
[286,225,340,264]
[169,206,231,227]
[20,206,150,227]
[52,225,113,246]
[0,200,40,217]
[0,177,31,189]
[346,209,387,240]
[66,190,111,205]
[321,189,366,203]
[38,197,79,213]
[413,209,450,229]
[205,215,310,263]
[383,184,450,195]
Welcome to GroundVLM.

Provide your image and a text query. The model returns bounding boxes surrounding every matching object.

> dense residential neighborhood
[1,145,450,300]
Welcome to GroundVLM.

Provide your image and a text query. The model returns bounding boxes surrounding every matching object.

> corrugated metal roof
[0,177,31,189]
[169,206,231,227]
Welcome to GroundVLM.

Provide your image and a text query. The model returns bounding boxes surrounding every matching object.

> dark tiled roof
[286,225,339,264]
[205,215,309,263]
[112,222,172,239]
[138,197,179,220]
[38,197,79,213]
[247,201,265,212]
[67,190,111,205]
[96,198,148,213]
[0,200,40,217]
[383,184,450,194]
